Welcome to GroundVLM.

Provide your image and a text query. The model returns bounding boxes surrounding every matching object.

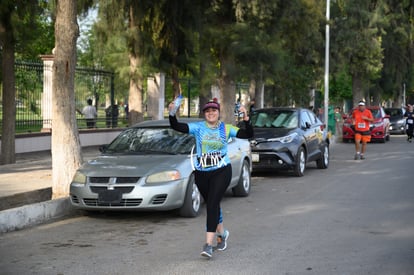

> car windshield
[369,108,382,119]
[104,127,195,155]
[251,110,298,128]
[385,108,402,117]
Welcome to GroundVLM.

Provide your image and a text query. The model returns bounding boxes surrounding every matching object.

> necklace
[206,120,221,129]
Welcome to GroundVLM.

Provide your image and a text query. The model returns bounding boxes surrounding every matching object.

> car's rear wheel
[178,174,201,217]
[316,143,329,169]
[232,159,251,197]
[293,147,306,177]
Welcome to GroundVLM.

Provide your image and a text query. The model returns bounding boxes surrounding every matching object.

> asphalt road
[1,135,413,275]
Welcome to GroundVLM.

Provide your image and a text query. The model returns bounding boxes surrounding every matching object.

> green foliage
[330,68,353,101]
[330,0,386,96]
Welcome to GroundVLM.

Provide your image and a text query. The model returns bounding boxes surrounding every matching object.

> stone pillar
[182,97,189,116]
[147,73,165,120]
[40,54,54,132]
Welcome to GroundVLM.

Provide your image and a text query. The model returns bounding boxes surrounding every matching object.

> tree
[0,0,44,164]
[380,0,414,106]
[51,0,82,198]
[94,1,159,126]
[331,0,385,106]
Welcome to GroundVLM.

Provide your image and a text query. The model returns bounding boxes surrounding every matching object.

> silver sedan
[70,118,252,217]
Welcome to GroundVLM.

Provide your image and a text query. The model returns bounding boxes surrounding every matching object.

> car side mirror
[99,145,108,153]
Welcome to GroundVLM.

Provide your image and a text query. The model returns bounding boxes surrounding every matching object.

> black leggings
[407,124,414,138]
[195,165,232,232]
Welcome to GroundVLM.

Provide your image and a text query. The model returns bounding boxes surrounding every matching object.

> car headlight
[267,133,298,144]
[146,170,181,183]
[72,171,87,184]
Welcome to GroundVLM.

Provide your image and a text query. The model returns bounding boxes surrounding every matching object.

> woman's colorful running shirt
[188,121,239,171]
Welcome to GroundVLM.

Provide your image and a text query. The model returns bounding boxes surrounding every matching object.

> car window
[300,111,313,128]
[385,108,403,117]
[251,110,298,128]
[369,109,381,119]
[105,128,195,154]
[306,110,319,124]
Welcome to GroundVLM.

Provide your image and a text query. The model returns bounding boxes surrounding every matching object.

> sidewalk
[0,146,101,233]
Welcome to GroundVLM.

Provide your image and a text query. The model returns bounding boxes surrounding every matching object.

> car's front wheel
[316,143,329,169]
[178,174,201,217]
[293,146,306,177]
[232,159,251,197]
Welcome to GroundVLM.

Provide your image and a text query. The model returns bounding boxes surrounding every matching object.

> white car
[70,118,252,217]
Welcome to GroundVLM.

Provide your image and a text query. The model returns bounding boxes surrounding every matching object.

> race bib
[407,119,413,124]
[357,122,366,129]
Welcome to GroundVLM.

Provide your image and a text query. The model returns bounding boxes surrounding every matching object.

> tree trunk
[198,35,211,117]
[249,78,256,103]
[352,73,365,107]
[127,4,144,125]
[128,53,144,125]
[52,0,82,198]
[0,18,16,165]
[218,56,236,124]
[171,66,182,97]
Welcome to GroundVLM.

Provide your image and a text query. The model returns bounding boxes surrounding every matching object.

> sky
[77,7,98,52]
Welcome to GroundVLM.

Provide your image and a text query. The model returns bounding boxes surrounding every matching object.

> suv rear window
[385,108,403,117]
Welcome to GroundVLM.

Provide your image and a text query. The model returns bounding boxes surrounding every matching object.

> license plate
[98,189,122,203]
[252,153,259,162]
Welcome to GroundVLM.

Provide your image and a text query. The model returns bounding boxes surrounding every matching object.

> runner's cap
[358,101,365,106]
[202,98,220,112]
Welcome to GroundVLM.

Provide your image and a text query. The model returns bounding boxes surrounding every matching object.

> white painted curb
[0,197,73,233]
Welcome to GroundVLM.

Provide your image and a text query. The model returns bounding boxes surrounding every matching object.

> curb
[0,197,74,233]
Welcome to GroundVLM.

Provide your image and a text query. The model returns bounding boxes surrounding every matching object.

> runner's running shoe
[216,229,229,251]
[201,244,213,258]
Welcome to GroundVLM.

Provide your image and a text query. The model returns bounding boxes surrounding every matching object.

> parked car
[70,118,252,217]
[384,107,406,135]
[342,106,390,143]
[248,107,330,177]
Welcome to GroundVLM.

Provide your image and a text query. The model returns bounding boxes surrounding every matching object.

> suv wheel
[293,147,306,177]
[316,144,329,169]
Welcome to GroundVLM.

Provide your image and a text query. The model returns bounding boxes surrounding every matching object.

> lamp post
[403,83,406,107]
[324,0,330,127]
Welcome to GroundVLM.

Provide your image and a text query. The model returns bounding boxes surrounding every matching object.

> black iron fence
[0,60,124,134]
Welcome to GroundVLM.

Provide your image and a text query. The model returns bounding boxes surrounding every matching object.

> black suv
[249,107,330,176]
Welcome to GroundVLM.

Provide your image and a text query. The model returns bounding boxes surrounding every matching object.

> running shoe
[354,153,360,160]
[201,244,213,258]
[216,229,229,251]
[360,155,365,160]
